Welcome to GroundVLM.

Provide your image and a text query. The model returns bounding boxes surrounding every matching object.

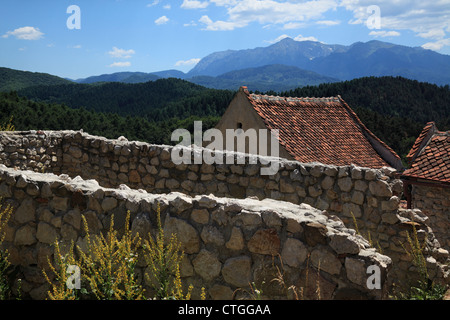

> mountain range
[76,38,450,90]
[187,38,450,86]
[1,38,450,93]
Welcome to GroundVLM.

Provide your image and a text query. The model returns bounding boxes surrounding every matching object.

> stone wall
[0,164,392,300]
[411,184,450,251]
[0,131,405,229]
[0,130,449,298]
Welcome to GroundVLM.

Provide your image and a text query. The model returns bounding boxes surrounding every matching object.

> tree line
[2,76,450,164]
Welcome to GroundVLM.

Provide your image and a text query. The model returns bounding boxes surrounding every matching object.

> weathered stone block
[14,224,37,246]
[164,215,200,254]
[248,229,280,255]
[338,177,353,192]
[329,233,360,255]
[321,176,335,190]
[222,256,252,287]
[36,222,58,244]
[14,198,36,224]
[201,226,225,246]
[345,257,367,286]
[311,248,342,275]
[101,197,118,212]
[303,222,328,246]
[226,227,245,251]
[281,238,308,267]
[369,180,393,197]
[193,250,222,281]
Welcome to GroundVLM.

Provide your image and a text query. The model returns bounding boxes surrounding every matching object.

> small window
[237,122,243,129]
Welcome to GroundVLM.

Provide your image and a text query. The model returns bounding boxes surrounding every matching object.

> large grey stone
[14,198,36,224]
[192,250,222,281]
[36,222,58,244]
[345,257,367,286]
[338,177,353,192]
[225,227,245,251]
[281,238,308,267]
[369,180,393,197]
[14,224,37,245]
[329,233,360,255]
[310,249,342,275]
[164,215,200,254]
[248,229,280,255]
[101,197,118,212]
[222,256,252,288]
[200,226,225,246]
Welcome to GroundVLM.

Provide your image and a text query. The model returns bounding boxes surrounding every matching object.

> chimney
[239,86,249,94]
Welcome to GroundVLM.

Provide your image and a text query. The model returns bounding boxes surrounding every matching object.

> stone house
[215,86,403,170]
[401,121,450,250]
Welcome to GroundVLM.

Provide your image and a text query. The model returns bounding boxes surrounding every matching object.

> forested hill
[3,75,450,164]
[0,91,220,145]
[0,67,73,92]
[275,76,450,161]
[17,78,234,121]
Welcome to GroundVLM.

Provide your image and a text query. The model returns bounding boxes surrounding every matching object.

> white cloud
[422,38,450,51]
[265,34,291,44]
[199,15,247,31]
[283,22,306,30]
[196,0,339,31]
[184,20,198,27]
[342,1,450,35]
[163,4,171,9]
[294,34,320,42]
[341,1,450,51]
[181,0,209,9]
[265,34,320,44]
[175,58,201,66]
[226,0,338,25]
[417,29,446,40]
[2,26,44,40]
[316,20,341,26]
[210,0,239,6]
[369,30,401,37]
[109,62,131,68]
[108,47,135,59]
[147,0,159,7]
[155,15,169,25]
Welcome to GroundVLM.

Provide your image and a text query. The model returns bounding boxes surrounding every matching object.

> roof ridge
[406,121,436,164]
[249,93,340,102]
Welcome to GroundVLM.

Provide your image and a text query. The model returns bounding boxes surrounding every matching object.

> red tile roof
[403,123,450,183]
[241,87,401,169]
[406,121,436,164]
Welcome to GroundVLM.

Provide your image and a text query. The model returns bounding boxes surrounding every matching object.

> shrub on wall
[0,199,14,300]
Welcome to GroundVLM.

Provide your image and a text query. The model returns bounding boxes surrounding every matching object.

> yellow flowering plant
[42,241,80,300]
[76,210,145,300]
[143,203,193,300]
[0,199,14,300]
[44,210,145,300]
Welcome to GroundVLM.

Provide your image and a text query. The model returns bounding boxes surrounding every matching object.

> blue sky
[1,0,449,79]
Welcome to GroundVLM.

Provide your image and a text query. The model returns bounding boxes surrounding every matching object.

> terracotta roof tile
[406,121,435,164]
[242,89,400,168]
[403,125,450,183]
